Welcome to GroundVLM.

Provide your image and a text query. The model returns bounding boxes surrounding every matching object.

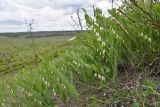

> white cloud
[0,0,116,32]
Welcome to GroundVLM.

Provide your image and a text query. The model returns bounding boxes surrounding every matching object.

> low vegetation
[0,0,160,107]
[0,36,73,77]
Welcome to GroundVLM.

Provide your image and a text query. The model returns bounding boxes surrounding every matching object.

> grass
[0,35,74,78]
[0,34,80,107]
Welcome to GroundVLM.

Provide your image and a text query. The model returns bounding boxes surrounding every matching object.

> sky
[0,0,119,32]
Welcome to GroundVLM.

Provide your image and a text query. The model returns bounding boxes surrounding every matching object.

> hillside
[0,30,85,38]
[0,0,160,107]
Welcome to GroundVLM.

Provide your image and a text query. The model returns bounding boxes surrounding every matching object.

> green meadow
[0,35,73,78]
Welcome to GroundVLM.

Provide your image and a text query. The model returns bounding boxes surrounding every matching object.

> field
[0,35,74,78]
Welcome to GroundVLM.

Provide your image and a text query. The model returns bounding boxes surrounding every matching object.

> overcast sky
[0,0,118,32]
